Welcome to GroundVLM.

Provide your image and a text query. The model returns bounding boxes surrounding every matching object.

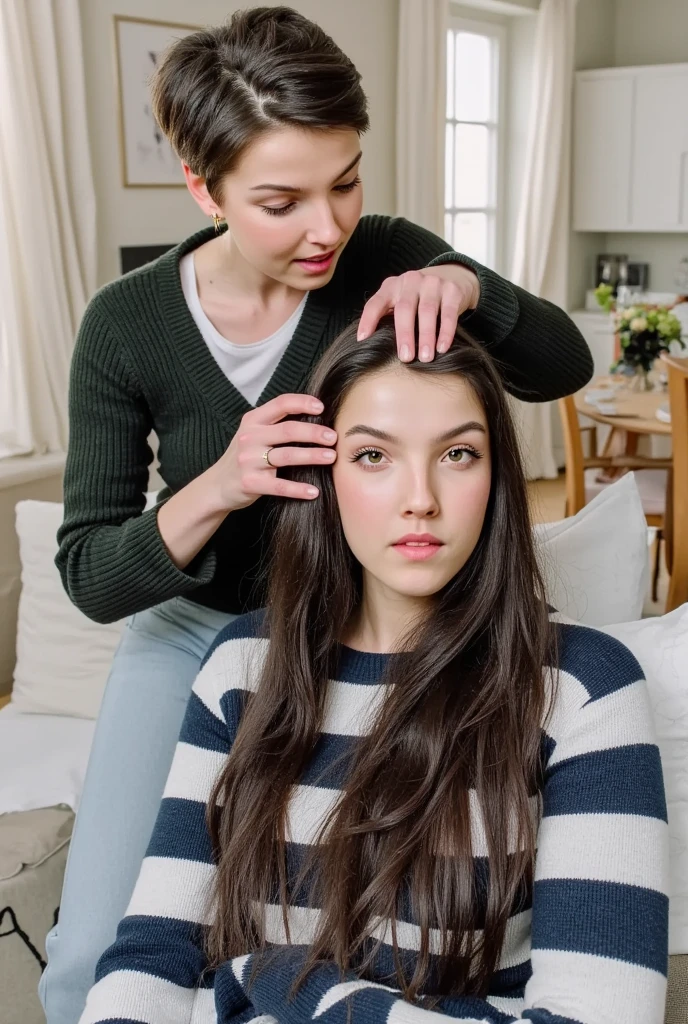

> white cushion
[600,605,688,955]
[584,467,668,518]
[0,704,95,814]
[535,473,649,626]
[10,498,153,719]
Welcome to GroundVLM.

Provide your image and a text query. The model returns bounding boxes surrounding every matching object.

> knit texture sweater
[79,609,669,1024]
[56,216,593,622]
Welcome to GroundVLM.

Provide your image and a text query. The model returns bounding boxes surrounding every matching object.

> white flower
[630,317,648,333]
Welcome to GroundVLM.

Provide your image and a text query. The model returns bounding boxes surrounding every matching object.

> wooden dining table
[574,374,674,570]
[573,376,672,439]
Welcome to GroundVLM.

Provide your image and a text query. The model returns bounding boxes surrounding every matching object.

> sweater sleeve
[362,215,593,403]
[233,627,670,1024]
[78,635,254,1024]
[56,301,216,623]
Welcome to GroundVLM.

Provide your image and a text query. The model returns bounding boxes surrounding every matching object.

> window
[444,18,505,270]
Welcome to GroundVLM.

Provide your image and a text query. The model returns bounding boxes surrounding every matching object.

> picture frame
[113,15,201,188]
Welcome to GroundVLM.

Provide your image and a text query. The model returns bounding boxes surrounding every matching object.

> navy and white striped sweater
[80,610,670,1024]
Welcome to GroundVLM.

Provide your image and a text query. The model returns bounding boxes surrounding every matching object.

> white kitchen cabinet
[573,63,688,233]
[568,311,615,377]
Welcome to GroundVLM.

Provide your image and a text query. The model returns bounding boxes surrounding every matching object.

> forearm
[426,251,593,401]
[156,463,230,570]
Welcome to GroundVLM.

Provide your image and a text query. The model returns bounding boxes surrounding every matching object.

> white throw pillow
[0,704,95,814]
[600,605,688,955]
[535,473,649,626]
[11,501,125,719]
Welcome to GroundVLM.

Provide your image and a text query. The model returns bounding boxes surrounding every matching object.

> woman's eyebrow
[344,421,486,443]
[250,152,362,193]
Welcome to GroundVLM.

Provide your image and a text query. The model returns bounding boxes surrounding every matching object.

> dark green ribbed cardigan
[56,215,592,623]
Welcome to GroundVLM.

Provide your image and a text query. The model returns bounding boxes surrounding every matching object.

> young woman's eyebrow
[344,421,486,443]
[250,152,362,193]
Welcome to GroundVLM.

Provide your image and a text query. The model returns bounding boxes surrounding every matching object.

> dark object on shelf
[596,253,629,294]
[627,261,649,290]
[120,245,176,275]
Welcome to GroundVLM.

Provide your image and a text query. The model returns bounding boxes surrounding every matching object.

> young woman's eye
[334,176,361,194]
[351,447,386,468]
[261,202,297,216]
[444,446,482,466]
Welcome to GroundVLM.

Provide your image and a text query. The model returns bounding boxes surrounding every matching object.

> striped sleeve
[77,627,255,1024]
[233,623,670,1024]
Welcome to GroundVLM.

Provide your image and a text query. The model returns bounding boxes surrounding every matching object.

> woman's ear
[182,163,219,219]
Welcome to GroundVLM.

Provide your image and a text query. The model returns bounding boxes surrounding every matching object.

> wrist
[198,463,236,517]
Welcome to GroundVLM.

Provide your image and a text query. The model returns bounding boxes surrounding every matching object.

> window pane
[452,212,488,265]
[454,32,492,122]
[446,30,454,119]
[445,123,454,209]
[454,124,489,208]
[444,213,453,247]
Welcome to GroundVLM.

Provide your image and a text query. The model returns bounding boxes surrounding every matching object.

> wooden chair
[558,396,672,602]
[661,353,688,611]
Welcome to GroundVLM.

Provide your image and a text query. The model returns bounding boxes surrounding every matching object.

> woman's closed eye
[260,176,362,216]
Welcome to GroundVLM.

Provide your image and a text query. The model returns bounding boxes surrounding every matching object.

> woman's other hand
[209,393,337,509]
[357,264,481,362]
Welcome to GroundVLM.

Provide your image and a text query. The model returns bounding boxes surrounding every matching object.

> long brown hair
[151,6,369,204]
[207,321,555,1000]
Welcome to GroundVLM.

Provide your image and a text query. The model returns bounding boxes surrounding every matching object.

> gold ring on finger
[263,446,275,468]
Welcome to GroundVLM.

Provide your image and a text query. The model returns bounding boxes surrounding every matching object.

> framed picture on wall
[114,15,201,187]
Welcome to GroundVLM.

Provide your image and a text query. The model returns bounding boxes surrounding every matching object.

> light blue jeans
[39,596,235,1024]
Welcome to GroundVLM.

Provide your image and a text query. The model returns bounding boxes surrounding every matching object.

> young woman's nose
[305,200,343,249]
[401,469,440,519]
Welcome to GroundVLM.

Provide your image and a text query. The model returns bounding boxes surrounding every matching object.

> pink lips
[293,250,336,275]
[392,533,444,562]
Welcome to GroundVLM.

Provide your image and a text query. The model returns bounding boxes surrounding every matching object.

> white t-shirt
[180,252,308,406]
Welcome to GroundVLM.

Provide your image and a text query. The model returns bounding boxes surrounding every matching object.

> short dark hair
[151,6,369,203]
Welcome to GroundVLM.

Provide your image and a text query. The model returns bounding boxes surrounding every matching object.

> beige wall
[79,0,398,287]
[614,0,688,67]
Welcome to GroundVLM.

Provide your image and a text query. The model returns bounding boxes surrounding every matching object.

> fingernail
[322,449,336,460]
[400,345,411,361]
[323,429,337,442]
[307,487,319,498]
[421,347,431,361]
[358,330,367,341]
[310,400,323,411]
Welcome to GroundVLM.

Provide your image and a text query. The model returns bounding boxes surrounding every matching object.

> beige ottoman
[0,806,73,1024]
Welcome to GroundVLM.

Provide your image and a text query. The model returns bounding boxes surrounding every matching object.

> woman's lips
[392,537,444,562]
[293,250,336,274]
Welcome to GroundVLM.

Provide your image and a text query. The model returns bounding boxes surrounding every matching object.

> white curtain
[510,0,579,479]
[396,0,448,236]
[0,0,96,458]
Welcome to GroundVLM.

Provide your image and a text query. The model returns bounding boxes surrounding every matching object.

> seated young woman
[79,321,669,1024]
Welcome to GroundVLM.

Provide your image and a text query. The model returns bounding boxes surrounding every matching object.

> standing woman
[42,7,593,1024]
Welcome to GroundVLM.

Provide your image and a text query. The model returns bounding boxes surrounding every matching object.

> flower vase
[628,367,652,392]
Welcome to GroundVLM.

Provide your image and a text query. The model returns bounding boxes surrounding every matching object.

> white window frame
[445,15,507,271]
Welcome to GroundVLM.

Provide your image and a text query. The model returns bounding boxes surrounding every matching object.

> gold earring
[212,212,224,234]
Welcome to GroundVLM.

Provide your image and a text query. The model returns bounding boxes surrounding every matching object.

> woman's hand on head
[357,264,481,363]
[209,394,337,511]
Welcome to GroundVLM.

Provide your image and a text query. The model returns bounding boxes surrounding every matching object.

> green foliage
[611,306,684,373]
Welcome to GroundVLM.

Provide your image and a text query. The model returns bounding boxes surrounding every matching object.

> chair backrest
[558,396,587,516]
[661,353,688,610]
